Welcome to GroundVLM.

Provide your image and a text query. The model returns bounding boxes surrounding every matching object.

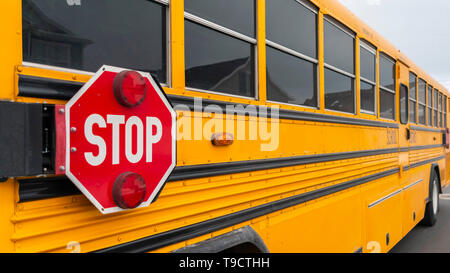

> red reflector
[112,172,147,209]
[113,70,147,107]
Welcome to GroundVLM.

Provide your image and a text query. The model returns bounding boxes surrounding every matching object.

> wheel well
[432,165,443,194]
[220,242,264,254]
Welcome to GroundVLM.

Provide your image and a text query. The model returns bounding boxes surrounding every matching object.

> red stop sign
[65,66,176,214]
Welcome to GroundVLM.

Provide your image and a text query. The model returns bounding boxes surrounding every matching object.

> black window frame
[184,0,257,98]
[265,0,319,108]
[323,15,356,114]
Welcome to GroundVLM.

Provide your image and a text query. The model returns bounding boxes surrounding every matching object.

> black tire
[421,170,440,227]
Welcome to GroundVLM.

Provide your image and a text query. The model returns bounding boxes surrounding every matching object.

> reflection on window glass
[409,74,416,100]
[185,21,255,97]
[22,0,167,82]
[419,105,426,125]
[360,81,375,113]
[266,46,317,107]
[410,101,417,124]
[418,79,426,103]
[434,89,439,127]
[266,0,317,58]
[379,55,395,91]
[185,0,255,37]
[429,108,433,126]
[360,46,376,82]
[324,19,354,74]
[399,85,408,124]
[380,90,395,120]
[324,68,354,113]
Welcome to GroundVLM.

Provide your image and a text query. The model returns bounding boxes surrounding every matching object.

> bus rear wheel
[421,171,440,227]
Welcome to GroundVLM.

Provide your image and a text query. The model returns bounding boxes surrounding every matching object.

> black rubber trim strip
[410,125,446,133]
[18,147,399,202]
[19,146,443,203]
[93,168,400,253]
[403,155,446,171]
[18,75,399,128]
[169,148,399,181]
[409,144,444,151]
[18,74,84,100]
[399,144,444,153]
[170,95,399,128]
[18,176,81,203]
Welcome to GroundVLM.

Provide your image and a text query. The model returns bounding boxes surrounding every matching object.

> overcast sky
[339,0,450,90]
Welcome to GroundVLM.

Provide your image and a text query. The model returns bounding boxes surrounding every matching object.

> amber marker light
[211,132,234,146]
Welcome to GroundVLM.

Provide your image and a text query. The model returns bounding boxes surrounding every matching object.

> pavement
[390,186,450,253]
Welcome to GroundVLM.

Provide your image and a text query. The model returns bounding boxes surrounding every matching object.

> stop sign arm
[55,105,67,175]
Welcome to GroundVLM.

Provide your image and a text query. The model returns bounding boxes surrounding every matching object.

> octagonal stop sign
[64,66,176,214]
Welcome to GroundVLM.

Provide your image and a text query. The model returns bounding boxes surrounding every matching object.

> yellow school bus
[0,0,449,253]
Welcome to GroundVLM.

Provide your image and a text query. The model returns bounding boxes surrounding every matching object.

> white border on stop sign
[65,65,177,214]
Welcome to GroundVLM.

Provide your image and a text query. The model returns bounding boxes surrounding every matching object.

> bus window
[22,0,168,83]
[428,85,433,126]
[408,73,417,123]
[265,0,318,108]
[445,96,448,127]
[439,93,443,127]
[184,0,256,98]
[434,89,439,127]
[399,84,408,124]
[360,41,377,114]
[418,79,426,125]
[379,54,396,120]
[324,17,355,114]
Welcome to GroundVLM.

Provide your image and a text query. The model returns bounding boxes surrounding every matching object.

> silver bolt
[59,166,65,171]
[43,167,48,172]
[71,147,77,153]
[59,108,65,114]
[71,127,77,133]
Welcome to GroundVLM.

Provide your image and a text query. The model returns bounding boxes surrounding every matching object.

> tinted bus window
[266,0,318,108]
[379,54,396,120]
[185,0,255,37]
[399,85,408,124]
[266,46,317,107]
[185,21,255,97]
[418,79,426,125]
[360,42,376,114]
[22,0,167,83]
[266,0,317,58]
[409,73,417,124]
[324,17,355,114]
[428,85,433,126]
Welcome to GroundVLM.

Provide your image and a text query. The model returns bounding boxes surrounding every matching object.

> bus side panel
[363,175,402,253]
[400,166,427,238]
[0,178,15,252]
[255,186,363,253]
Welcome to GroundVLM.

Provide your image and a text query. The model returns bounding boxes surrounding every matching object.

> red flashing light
[113,70,147,107]
[112,172,147,209]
